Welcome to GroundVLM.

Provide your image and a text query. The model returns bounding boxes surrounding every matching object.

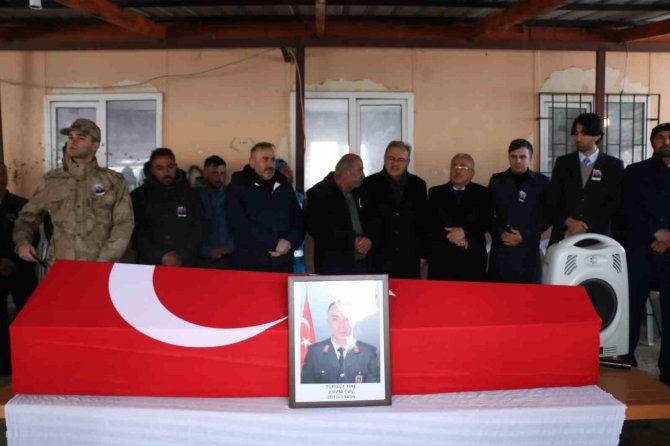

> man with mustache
[131,148,204,267]
[226,142,304,272]
[624,123,670,386]
[547,113,624,246]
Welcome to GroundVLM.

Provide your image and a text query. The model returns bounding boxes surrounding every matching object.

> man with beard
[624,123,670,385]
[547,113,624,245]
[196,155,234,270]
[306,154,372,274]
[488,140,549,284]
[14,118,133,267]
[360,141,428,279]
[226,142,304,272]
[427,153,491,281]
[131,148,203,267]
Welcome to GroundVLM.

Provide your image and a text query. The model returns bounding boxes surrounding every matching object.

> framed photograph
[288,275,391,408]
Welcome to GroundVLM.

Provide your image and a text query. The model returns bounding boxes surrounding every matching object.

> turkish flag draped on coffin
[11,260,600,397]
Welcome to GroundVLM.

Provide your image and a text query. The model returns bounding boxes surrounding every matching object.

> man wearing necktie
[427,153,491,281]
[301,300,380,384]
[547,113,624,246]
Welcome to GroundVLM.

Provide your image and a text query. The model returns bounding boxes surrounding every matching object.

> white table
[6,385,625,446]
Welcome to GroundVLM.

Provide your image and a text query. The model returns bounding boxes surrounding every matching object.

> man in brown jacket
[13,118,134,267]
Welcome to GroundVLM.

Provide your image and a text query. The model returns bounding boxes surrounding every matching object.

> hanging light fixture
[29,0,42,10]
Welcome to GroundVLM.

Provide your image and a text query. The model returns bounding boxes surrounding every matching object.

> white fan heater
[543,233,628,357]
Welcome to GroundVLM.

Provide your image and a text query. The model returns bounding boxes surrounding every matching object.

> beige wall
[0,46,665,198]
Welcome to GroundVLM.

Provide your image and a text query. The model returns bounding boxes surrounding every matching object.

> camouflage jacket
[13,159,134,266]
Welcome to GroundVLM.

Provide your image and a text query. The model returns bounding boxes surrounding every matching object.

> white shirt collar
[578,148,599,164]
[331,338,356,357]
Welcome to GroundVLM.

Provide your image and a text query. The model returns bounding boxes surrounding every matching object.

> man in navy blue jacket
[624,123,670,385]
[226,142,304,273]
[488,139,549,284]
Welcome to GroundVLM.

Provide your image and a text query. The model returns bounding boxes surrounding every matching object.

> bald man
[305,154,373,274]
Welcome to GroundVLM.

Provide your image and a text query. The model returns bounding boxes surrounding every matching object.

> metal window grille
[538,93,660,175]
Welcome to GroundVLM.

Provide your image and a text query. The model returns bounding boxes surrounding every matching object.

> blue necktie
[583,158,591,166]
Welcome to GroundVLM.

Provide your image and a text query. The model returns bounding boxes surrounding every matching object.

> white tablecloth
[6,385,625,446]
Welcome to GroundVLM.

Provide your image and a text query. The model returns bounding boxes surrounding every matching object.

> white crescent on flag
[108,263,286,348]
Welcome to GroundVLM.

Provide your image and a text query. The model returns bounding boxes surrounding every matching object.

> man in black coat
[226,142,304,273]
[360,141,428,279]
[488,140,549,284]
[624,123,670,385]
[427,153,491,282]
[547,113,624,246]
[301,301,379,384]
[305,154,371,275]
[0,162,37,374]
[131,148,204,267]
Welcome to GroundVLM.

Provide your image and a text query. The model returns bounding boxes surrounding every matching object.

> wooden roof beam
[616,17,670,42]
[472,0,575,38]
[315,0,326,38]
[53,0,165,39]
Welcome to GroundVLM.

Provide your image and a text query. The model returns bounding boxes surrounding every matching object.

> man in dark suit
[360,141,428,279]
[488,140,549,284]
[305,154,372,274]
[427,153,491,281]
[301,300,380,384]
[547,113,624,246]
[624,123,670,385]
[0,162,37,375]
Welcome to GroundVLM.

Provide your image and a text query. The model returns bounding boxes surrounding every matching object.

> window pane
[107,100,157,191]
[55,107,96,168]
[305,99,349,190]
[359,104,402,175]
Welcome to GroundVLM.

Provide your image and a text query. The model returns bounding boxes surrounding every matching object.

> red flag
[300,295,316,367]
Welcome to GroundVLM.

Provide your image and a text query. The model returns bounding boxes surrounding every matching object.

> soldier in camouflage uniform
[13,118,134,267]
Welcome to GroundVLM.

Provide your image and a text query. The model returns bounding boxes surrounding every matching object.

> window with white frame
[538,93,660,175]
[45,93,163,191]
[290,92,414,191]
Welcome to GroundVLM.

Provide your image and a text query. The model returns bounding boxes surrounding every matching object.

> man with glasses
[427,154,491,281]
[488,139,549,284]
[547,113,624,246]
[360,141,428,279]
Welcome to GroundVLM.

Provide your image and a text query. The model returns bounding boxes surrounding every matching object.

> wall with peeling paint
[0,47,665,199]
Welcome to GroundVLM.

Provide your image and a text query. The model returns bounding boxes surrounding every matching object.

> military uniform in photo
[301,339,380,384]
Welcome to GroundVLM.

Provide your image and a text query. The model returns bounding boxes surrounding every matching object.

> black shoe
[621,354,638,368]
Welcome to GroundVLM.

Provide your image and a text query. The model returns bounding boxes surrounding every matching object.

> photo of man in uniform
[301,300,380,384]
